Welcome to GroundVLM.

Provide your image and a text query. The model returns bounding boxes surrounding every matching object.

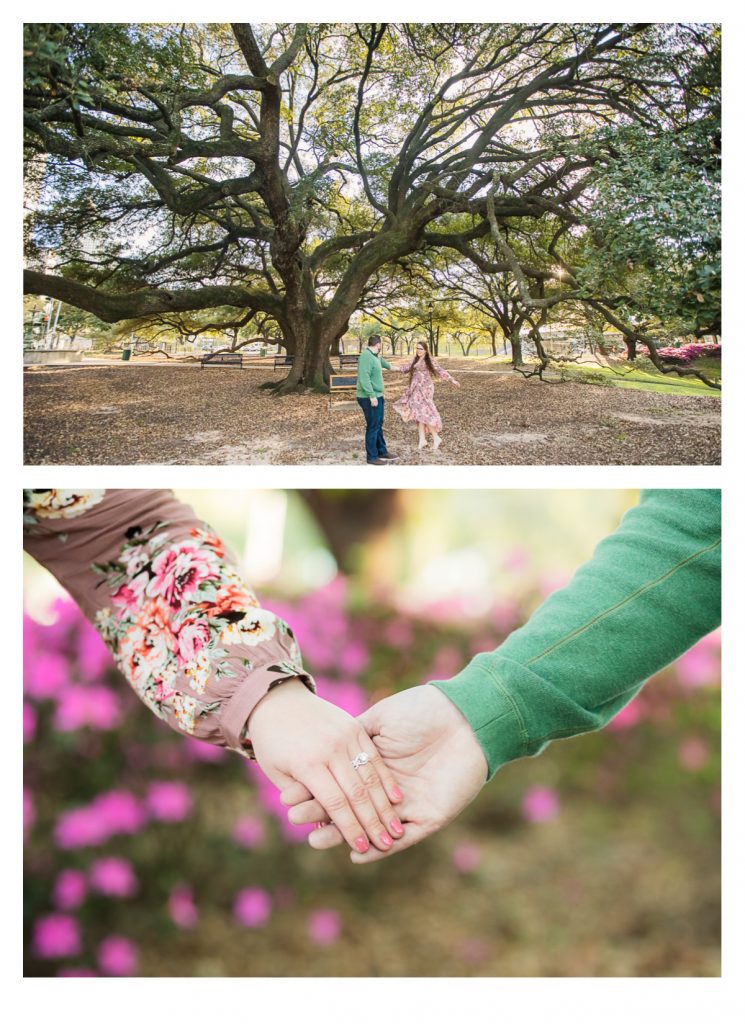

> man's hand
[280,685,488,863]
[370,397,378,407]
[248,680,404,855]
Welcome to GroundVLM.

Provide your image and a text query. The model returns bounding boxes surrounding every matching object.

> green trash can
[122,348,132,361]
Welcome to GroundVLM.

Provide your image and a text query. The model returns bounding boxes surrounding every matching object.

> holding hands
[247,679,406,855]
[277,685,487,863]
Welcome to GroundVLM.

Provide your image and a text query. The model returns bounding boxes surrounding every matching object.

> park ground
[24,357,721,466]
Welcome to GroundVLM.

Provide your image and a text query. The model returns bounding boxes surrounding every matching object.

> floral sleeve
[23,489,315,758]
[432,360,457,383]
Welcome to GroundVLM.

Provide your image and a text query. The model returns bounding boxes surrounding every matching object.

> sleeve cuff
[220,662,315,751]
[429,653,533,780]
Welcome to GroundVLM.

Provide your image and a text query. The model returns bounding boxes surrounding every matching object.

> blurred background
[23,490,720,977]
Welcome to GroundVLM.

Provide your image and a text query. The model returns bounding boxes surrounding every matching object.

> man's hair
[367,335,381,347]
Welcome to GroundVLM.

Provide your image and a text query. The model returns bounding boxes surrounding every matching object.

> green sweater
[356,348,392,398]
[432,490,721,780]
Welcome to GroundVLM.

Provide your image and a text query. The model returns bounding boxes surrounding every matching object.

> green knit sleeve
[432,490,721,779]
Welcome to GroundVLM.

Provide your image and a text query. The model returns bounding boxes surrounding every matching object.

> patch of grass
[555,361,721,397]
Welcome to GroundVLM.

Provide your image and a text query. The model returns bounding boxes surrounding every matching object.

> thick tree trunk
[270,314,335,394]
[508,331,524,366]
[625,337,638,361]
[298,490,402,573]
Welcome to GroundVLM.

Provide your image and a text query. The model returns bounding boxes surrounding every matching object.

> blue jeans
[357,397,389,463]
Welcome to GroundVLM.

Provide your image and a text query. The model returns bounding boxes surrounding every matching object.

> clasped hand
[249,681,487,863]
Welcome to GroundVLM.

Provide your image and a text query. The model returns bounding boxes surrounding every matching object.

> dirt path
[24,361,721,465]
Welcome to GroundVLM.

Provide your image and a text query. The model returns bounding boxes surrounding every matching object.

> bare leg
[418,422,427,449]
[432,431,442,450]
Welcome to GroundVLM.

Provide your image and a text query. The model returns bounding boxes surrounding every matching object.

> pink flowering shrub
[639,341,721,365]
[23,578,720,977]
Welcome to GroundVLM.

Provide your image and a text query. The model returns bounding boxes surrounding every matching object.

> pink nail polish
[380,832,393,848]
[390,818,404,837]
[355,837,369,853]
[391,786,404,801]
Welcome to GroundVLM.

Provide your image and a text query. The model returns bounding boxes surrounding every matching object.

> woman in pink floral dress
[392,341,460,450]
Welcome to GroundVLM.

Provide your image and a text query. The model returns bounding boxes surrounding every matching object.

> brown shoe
[380,453,399,460]
[367,458,389,465]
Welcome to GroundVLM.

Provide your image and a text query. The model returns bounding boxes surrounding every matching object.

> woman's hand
[247,680,405,854]
[280,685,487,863]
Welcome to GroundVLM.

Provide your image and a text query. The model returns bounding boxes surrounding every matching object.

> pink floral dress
[392,357,458,432]
[23,490,314,758]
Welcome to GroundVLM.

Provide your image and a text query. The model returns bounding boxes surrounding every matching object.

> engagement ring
[351,752,369,770]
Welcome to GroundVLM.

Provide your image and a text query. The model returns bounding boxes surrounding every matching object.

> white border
[7,6,744,1024]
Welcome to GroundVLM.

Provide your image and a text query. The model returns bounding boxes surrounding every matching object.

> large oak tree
[24,22,718,391]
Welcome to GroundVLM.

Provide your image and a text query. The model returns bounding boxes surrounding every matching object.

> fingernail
[355,837,369,853]
[391,786,404,801]
[380,832,393,848]
[390,818,404,837]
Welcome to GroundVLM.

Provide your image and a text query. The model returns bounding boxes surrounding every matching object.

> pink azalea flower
[168,885,198,929]
[53,869,87,911]
[54,684,121,732]
[382,620,413,647]
[33,914,82,959]
[307,909,341,947]
[246,763,313,844]
[493,602,519,634]
[145,781,193,822]
[608,699,643,731]
[23,702,37,744]
[679,737,709,772]
[232,815,266,849]
[428,645,463,681]
[424,596,468,624]
[97,935,139,976]
[315,678,368,718]
[233,888,272,928]
[54,807,108,849]
[676,640,720,689]
[24,651,69,700]
[92,790,146,834]
[521,785,560,823]
[452,842,481,874]
[76,619,114,678]
[184,737,227,763]
[89,857,138,898]
[337,641,369,675]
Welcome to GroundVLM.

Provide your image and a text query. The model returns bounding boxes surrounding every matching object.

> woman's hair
[410,339,437,381]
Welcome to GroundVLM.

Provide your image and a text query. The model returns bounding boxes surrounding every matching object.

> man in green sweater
[282,490,722,861]
[356,335,398,465]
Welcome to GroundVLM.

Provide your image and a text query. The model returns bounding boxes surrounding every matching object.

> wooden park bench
[328,372,358,408]
[273,354,294,370]
[201,351,244,368]
[338,353,359,368]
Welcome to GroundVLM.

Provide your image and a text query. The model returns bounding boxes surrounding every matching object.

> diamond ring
[351,752,370,770]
